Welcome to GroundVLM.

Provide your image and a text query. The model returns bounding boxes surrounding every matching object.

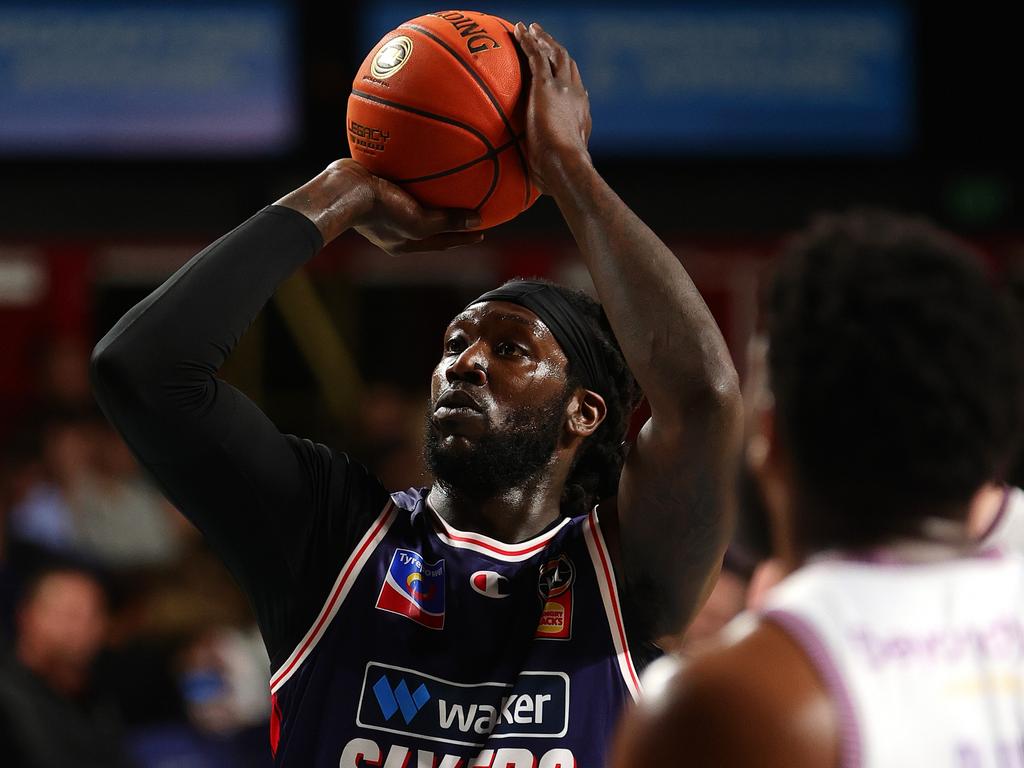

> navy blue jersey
[269,488,642,767]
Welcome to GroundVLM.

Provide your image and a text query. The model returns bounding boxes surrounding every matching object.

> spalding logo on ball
[347,10,539,230]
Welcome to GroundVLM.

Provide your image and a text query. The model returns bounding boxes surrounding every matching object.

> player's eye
[444,336,467,355]
[496,341,526,357]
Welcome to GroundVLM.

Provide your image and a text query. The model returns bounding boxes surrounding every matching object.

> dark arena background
[0,2,1021,766]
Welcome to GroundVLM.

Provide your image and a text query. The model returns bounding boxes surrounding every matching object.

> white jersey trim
[429,506,572,563]
[583,507,642,701]
[763,609,863,768]
[269,501,398,694]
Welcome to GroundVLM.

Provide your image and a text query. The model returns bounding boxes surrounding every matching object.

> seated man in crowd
[0,564,131,768]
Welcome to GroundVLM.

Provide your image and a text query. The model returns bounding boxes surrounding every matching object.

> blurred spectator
[7,409,185,569]
[0,564,132,768]
[6,409,93,555]
[74,421,184,569]
[178,625,271,737]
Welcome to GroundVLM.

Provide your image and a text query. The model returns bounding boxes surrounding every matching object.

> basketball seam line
[350,89,499,212]
[394,136,521,184]
[476,155,501,212]
[494,16,535,209]
[401,22,533,209]
[351,89,495,150]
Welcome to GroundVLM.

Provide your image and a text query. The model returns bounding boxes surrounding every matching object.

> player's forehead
[446,301,553,340]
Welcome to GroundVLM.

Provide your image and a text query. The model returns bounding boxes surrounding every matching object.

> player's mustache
[434,388,484,413]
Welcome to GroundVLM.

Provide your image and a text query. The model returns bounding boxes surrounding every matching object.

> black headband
[467,280,611,398]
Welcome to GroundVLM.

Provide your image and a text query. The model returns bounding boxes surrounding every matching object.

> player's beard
[424,384,571,500]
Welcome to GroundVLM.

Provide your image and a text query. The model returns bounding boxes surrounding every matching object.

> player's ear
[966,483,1008,541]
[566,388,606,439]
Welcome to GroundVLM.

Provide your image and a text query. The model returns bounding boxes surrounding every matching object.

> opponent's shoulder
[612,618,838,768]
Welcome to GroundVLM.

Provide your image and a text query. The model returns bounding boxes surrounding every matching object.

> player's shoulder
[612,617,838,768]
[284,435,390,499]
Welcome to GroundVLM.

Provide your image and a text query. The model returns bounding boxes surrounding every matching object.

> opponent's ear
[966,483,1008,541]
[566,388,606,439]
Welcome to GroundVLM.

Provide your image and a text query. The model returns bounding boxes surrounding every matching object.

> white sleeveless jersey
[762,547,1024,768]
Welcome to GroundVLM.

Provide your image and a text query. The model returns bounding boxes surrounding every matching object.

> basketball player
[91,24,741,766]
[611,212,1024,768]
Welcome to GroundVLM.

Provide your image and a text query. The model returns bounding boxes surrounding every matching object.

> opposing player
[91,24,741,766]
[612,212,1024,767]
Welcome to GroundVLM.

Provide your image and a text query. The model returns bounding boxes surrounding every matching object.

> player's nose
[445,340,488,387]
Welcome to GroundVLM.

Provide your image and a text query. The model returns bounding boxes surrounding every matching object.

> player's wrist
[275,159,375,244]
[537,149,597,209]
[540,148,596,201]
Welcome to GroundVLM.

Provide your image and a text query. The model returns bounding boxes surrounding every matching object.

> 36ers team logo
[536,554,574,640]
[376,548,446,629]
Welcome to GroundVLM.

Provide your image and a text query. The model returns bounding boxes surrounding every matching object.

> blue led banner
[362,3,913,154]
[0,2,298,154]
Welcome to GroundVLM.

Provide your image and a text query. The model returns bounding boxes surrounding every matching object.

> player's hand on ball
[346,162,483,255]
[278,159,482,253]
[514,22,593,195]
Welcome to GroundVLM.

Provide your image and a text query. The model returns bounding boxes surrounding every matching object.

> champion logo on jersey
[470,570,511,599]
[376,548,446,630]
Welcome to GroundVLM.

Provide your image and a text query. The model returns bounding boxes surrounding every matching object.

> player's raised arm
[90,161,479,663]
[515,23,743,638]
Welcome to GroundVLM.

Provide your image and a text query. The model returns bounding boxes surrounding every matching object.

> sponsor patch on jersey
[536,554,574,639]
[356,661,569,747]
[376,548,446,630]
[536,590,573,640]
[470,570,511,599]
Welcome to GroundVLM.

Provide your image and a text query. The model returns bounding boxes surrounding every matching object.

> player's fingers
[515,22,554,81]
[513,23,543,72]
[570,59,584,89]
[442,208,482,232]
[406,208,481,238]
[398,232,485,254]
[528,26,559,68]
[530,23,570,81]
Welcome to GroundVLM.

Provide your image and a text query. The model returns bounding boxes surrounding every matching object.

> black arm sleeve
[91,206,390,669]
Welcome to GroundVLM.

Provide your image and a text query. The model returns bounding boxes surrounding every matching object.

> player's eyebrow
[491,312,539,329]
[448,311,542,332]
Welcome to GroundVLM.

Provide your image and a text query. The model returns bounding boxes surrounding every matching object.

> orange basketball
[346,10,539,230]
